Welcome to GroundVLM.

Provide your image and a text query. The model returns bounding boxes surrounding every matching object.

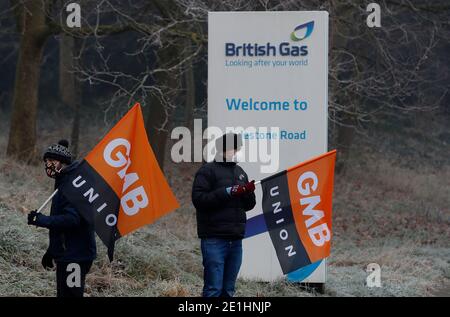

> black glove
[41,251,54,270]
[27,210,39,225]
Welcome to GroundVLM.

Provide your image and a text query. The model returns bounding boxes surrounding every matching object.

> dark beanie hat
[43,139,72,164]
[215,133,242,154]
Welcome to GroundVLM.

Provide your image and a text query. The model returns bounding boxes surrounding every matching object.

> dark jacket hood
[54,160,81,187]
[61,160,81,174]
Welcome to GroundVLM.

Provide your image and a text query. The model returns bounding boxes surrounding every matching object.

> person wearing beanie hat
[42,140,72,178]
[192,132,256,297]
[27,139,96,297]
[214,132,243,162]
[43,139,73,163]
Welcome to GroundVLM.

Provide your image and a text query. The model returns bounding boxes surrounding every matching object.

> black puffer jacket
[34,161,97,263]
[192,161,256,239]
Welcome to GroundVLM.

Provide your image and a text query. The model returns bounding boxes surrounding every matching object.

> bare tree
[2,0,448,169]
[6,0,52,161]
[3,0,204,164]
[59,32,83,157]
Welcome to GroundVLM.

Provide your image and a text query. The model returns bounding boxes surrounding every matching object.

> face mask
[224,150,242,162]
[44,160,62,179]
[234,150,244,162]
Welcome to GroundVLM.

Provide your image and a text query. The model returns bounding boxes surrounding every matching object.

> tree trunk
[71,82,81,158]
[59,34,76,107]
[330,1,358,174]
[184,41,196,131]
[59,33,81,157]
[144,0,182,170]
[7,1,48,162]
[146,89,169,169]
[335,113,356,174]
[145,43,180,170]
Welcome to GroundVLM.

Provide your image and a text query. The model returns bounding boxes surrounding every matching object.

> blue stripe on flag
[244,213,267,238]
[245,213,322,281]
[287,260,323,282]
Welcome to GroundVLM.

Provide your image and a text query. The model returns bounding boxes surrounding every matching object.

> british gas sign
[208,11,329,282]
[225,21,314,57]
[225,42,309,57]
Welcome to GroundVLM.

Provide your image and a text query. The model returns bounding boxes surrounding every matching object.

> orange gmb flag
[60,103,179,260]
[260,150,336,274]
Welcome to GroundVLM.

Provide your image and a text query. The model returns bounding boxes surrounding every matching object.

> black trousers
[56,261,92,297]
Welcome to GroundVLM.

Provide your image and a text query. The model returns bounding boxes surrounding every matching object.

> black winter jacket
[192,161,256,239]
[35,161,97,263]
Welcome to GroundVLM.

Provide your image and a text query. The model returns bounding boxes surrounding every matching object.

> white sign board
[208,11,329,282]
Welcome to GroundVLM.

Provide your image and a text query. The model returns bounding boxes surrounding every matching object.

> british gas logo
[225,21,314,57]
[290,21,314,41]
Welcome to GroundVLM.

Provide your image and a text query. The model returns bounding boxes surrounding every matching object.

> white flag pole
[36,189,59,214]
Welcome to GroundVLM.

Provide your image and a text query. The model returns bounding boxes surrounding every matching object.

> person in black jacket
[27,140,96,297]
[192,133,256,297]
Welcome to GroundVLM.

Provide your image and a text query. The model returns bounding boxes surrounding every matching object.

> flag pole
[36,189,58,214]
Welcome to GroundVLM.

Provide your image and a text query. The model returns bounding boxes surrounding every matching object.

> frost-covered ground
[0,113,449,297]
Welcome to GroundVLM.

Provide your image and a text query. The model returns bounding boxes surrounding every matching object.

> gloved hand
[245,180,256,193]
[27,210,39,225]
[230,180,256,197]
[41,251,54,270]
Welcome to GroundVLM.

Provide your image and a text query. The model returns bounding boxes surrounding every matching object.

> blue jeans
[201,238,243,297]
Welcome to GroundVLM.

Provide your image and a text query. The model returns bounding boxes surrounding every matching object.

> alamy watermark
[66,263,81,288]
[366,3,381,28]
[170,120,283,174]
[366,263,382,288]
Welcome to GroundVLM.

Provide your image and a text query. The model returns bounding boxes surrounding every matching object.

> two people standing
[26,132,254,298]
